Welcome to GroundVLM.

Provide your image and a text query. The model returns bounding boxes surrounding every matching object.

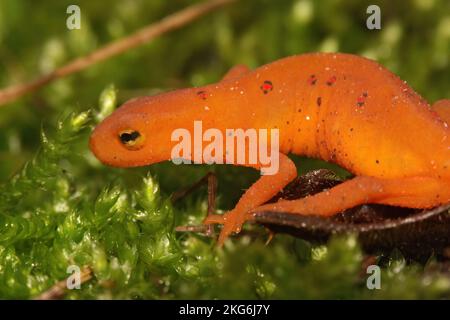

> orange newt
[90,53,450,246]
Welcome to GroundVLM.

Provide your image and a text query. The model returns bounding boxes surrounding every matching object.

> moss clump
[0,0,449,299]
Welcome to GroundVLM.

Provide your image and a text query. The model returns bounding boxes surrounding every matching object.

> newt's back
[232,53,450,179]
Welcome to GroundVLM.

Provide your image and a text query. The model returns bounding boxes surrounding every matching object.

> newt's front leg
[204,153,297,246]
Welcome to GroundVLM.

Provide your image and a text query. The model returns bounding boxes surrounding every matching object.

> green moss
[0,0,449,299]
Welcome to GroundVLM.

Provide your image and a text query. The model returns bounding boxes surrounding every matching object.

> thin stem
[34,267,93,300]
[0,0,236,107]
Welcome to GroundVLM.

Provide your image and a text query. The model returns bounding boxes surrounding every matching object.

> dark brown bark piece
[254,169,450,258]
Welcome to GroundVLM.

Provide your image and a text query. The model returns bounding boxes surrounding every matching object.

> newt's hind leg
[432,99,450,123]
[252,176,450,217]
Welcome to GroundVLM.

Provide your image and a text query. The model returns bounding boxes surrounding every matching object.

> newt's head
[89,88,225,167]
[90,95,155,167]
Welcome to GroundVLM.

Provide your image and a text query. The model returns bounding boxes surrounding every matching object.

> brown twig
[0,0,236,107]
[172,172,217,236]
[34,267,93,300]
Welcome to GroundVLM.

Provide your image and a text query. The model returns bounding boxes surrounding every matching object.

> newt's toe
[216,210,248,246]
[204,210,251,246]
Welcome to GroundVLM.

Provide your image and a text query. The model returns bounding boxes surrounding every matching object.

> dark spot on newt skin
[357,97,365,106]
[286,121,290,125]
[307,74,317,85]
[376,160,380,164]
[350,128,354,131]
[297,128,301,132]
[260,80,273,94]
[197,90,208,100]
[317,97,322,106]
[326,76,337,86]
[356,92,369,106]
[298,108,302,113]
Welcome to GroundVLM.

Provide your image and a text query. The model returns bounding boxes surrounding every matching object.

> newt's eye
[118,130,144,150]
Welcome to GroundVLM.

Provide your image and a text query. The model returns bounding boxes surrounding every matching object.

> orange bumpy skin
[90,53,450,246]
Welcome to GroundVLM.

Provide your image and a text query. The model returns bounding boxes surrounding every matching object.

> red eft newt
[90,53,450,246]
